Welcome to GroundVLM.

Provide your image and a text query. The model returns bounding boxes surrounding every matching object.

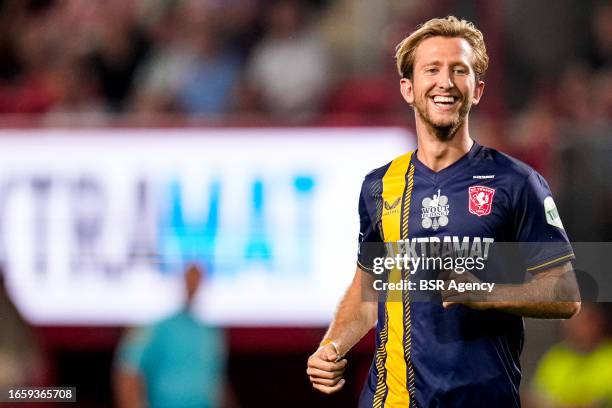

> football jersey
[356,141,574,408]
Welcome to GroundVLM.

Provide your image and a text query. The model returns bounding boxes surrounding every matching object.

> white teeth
[433,96,455,103]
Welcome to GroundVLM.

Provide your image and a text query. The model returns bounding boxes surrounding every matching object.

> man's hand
[306,266,378,394]
[440,262,581,318]
[306,343,347,394]
[440,269,490,310]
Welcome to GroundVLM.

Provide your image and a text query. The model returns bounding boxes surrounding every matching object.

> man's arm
[306,266,378,394]
[321,266,378,355]
[443,261,581,318]
[114,368,146,408]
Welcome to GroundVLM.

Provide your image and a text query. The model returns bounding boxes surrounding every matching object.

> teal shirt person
[117,309,225,408]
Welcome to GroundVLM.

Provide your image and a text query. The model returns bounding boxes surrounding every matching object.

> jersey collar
[412,140,481,182]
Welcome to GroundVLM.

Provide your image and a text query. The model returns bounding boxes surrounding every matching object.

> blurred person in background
[130,0,241,116]
[242,0,330,120]
[0,0,124,116]
[0,268,42,389]
[170,1,241,116]
[584,2,612,72]
[114,263,231,408]
[0,1,65,114]
[129,0,189,115]
[41,50,106,125]
[86,0,151,113]
[553,63,592,124]
[506,89,559,179]
[530,303,612,408]
[588,69,612,123]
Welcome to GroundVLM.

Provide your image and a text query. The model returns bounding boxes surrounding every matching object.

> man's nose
[437,68,454,89]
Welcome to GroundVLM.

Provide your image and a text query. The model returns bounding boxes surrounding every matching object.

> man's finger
[309,375,343,387]
[306,367,345,379]
[443,299,490,310]
[441,285,488,303]
[441,290,467,301]
[308,357,347,372]
[312,379,346,394]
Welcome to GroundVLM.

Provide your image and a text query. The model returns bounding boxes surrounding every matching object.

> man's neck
[415,120,474,172]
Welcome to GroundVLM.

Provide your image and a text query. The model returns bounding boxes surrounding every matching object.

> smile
[430,95,459,110]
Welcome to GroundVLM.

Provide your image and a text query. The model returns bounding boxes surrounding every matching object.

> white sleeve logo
[544,196,564,229]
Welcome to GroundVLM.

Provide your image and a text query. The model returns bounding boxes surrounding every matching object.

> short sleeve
[357,178,385,273]
[115,327,153,373]
[513,171,574,273]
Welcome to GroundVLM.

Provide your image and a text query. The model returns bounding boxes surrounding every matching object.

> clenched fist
[306,343,348,394]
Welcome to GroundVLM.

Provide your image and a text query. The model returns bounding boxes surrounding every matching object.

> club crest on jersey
[469,186,495,217]
[421,189,449,230]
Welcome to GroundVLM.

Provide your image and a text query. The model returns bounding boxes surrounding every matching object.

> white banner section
[0,128,412,326]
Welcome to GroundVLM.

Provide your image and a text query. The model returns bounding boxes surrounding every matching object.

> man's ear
[400,78,414,106]
[472,80,485,105]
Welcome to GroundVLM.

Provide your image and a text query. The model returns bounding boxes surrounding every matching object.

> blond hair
[395,16,489,81]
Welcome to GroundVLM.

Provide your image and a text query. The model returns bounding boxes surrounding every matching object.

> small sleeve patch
[544,196,564,230]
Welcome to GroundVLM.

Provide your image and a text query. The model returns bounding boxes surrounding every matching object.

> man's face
[400,36,484,140]
[185,264,203,303]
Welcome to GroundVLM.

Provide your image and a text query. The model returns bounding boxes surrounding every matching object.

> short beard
[414,97,471,142]
[419,111,465,141]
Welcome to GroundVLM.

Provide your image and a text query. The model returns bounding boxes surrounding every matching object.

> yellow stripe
[526,253,574,272]
[403,164,417,401]
[378,152,413,407]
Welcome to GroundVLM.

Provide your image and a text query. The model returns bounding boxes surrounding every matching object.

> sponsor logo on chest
[382,196,401,216]
[384,197,400,211]
[421,189,449,230]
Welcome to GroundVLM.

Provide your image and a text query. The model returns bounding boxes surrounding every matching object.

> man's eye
[454,68,467,75]
[426,68,438,74]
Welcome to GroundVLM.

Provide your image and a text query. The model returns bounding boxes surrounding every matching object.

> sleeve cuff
[526,252,575,274]
[357,260,375,273]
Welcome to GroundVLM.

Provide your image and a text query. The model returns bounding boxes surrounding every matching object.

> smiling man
[307,16,580,407]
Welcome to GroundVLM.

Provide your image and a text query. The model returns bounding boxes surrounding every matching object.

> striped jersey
[356,141,574,408]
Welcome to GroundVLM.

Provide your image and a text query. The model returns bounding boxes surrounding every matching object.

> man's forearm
[488,288,580,318]
[321,268,378,356]
[487,263,581,318]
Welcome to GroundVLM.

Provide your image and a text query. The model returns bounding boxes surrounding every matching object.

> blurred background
[0,0,611,407]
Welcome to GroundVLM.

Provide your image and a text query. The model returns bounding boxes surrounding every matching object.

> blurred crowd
[0,0,337,122]
[0,0,608,135]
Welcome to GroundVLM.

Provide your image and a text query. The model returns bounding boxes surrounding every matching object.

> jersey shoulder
[363,151,414,183]
[363,161,390,184]
[475,144,538,182]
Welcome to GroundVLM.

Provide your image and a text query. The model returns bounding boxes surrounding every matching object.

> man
[114,263,228,408]
[307,16,581,407]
